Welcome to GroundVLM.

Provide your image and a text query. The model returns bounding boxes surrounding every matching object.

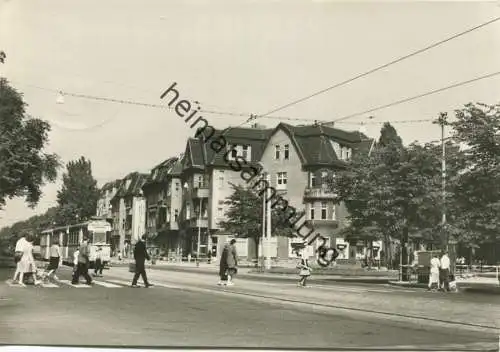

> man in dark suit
[72,236,93,285]
[131,235,152,288]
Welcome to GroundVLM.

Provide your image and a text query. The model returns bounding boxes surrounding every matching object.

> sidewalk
[106,266,500,332]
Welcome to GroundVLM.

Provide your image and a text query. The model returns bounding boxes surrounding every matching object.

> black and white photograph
[0,0,499,350]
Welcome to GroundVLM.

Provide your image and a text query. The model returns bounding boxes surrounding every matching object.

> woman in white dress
[428,253,440,291]
[17,233,36,286]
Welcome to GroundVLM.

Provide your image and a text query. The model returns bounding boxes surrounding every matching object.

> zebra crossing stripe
[58,280,91,288]
[40,282,59,288]
[106,279,138,287]
[92,280,122,288]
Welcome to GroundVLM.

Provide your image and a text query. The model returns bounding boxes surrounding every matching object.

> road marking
[92,280,122,288]
[106,279,136,287]
[40,282,59,288]
[59,280,91,288]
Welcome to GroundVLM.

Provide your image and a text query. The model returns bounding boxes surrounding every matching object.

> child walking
[296,251,312,287]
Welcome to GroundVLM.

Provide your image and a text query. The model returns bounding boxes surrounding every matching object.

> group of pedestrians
[428,250,454,292]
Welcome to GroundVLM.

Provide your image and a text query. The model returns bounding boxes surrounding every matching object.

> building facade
[109,172,148,256]
[142,156,184,257]
[97,122,379,263]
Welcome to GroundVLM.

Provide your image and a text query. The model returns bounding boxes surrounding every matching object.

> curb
[142,265,392,285]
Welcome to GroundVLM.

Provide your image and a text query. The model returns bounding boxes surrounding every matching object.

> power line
[260,16,500,117]
[328,70,500,124]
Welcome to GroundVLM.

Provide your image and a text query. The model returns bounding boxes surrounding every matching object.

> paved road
[0,268,498,350]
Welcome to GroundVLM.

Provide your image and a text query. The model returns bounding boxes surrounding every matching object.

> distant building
[141,156,184,257]
[109,172,148,255]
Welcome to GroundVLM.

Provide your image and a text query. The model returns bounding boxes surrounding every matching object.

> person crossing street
[72,236,93,286]
[131,235,153,288]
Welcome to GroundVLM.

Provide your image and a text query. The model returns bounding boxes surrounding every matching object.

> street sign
[88,221,111,233]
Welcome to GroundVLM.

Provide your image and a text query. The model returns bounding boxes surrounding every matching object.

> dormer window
[227,144,251,161]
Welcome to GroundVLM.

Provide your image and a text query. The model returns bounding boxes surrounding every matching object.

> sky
[0,0,499,228]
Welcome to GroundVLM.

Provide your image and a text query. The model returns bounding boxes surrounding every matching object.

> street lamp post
[197,197,202,267]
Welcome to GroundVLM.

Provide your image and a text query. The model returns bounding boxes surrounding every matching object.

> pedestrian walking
[72,237,93,285]
[44,237,62,281]
[439,251,451,292]
[93,247,104,277]
[226,239,238,286]
[427,253,440,291]
[296,251,312,287]
[217,242,230,286]
[12,233,28,284]
[18,233,37,286]
[131,235,153,288]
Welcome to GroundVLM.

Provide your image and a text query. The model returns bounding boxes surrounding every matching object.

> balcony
[192,186,209,199]
[189,217,208,228]
[303,187,336,200]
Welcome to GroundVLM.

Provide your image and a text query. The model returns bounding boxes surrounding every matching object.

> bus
[39,218,112,268]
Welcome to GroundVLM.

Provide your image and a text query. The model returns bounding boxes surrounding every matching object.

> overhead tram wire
[257,16,500,118]
[327,70,500,124]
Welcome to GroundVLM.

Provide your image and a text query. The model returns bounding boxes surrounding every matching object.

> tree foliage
[55,156,100,225]
[448,103,500,245]
[219,183,302,260]
[0,78,60,209]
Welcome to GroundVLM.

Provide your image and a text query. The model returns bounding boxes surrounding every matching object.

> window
[218,175,224,188]
[230,148,238,159]
[217,207,224,217]
[331,205,336,220]
[166,207,171,222]
[321,171,329,188]
[174,209,179,221]
[310,172,317,187]
[284,144,290,160]
[346,148,351,160]
[321,202,327,220]
[186,202,191,219]
[175,182,179,191]
[276,172,287,190]
[275,145,280,160]
[242,145,249,160]
[309,204,315,220]
[197,175,203,188]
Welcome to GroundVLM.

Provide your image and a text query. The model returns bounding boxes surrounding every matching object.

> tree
[219,183,301,261]
[55,156,100,225]
[328,123,463,269]
[378,122,403,147]
[0,78,60,209]
[449,103,500,248]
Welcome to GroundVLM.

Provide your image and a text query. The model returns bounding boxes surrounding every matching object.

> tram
[39,218,112,268]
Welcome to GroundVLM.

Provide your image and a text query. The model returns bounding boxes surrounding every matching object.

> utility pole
[196,198,202,267]
[265,173,272,270]
[261,172,266,270]
[434,113,448,251]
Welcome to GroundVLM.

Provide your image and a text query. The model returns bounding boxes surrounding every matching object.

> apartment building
[259,122,375,261]
[142,156,184,257]
[180,125,273,260]
[96,179,122,221]
[109,172,148,256]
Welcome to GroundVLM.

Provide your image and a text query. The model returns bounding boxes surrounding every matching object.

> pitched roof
[112,172,148,200]
[143,157,179,188]
[183,127,273,171]
[273,123,373,167]
[181,123,374,171]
